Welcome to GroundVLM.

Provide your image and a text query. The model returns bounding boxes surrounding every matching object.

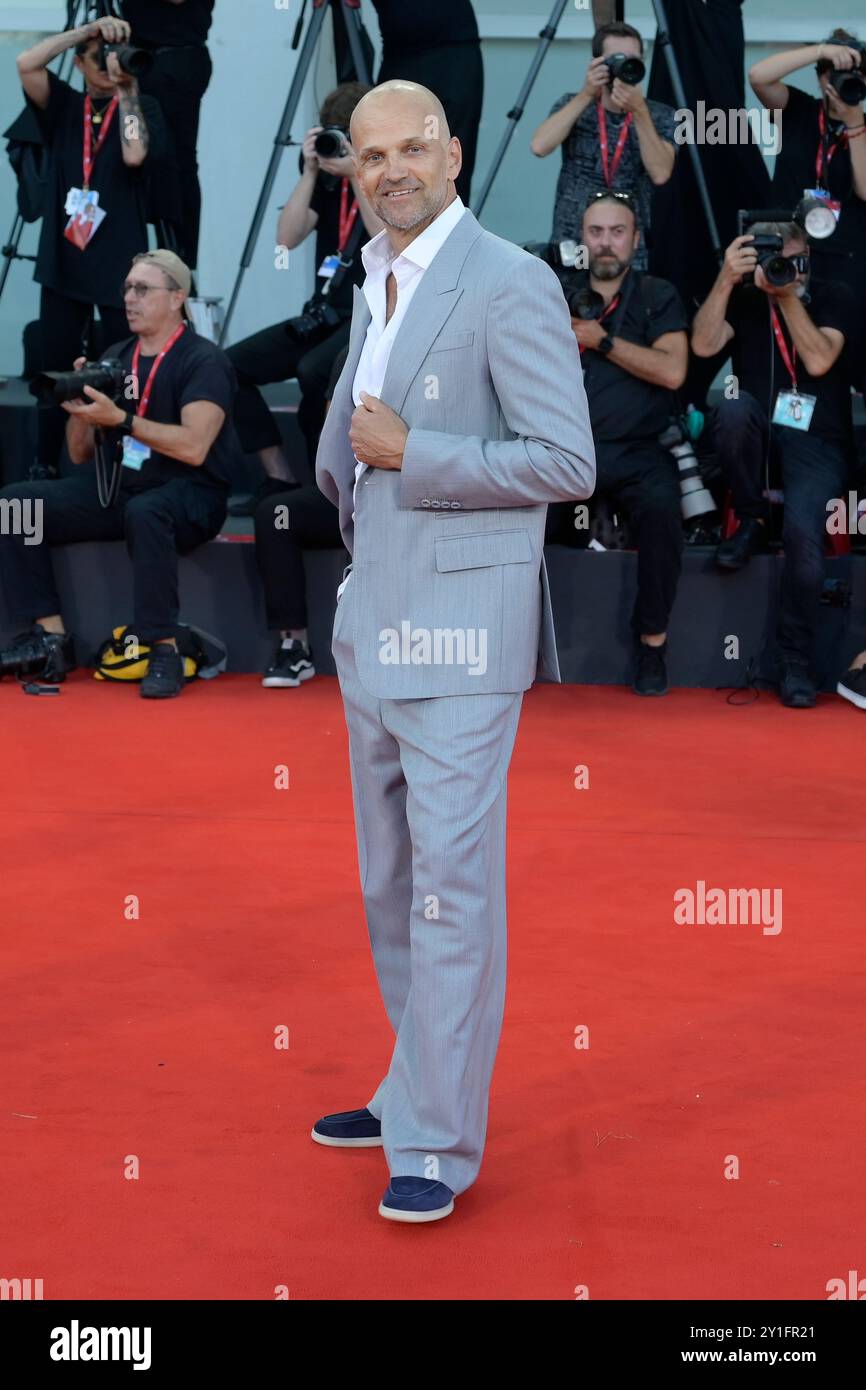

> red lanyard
[82,94,119,190]
[131,323,186,418]
[816,105,845,188]
[338,178,359,254]
[770,305,798,391]
[577,292,621,355]
[597,101,633,187]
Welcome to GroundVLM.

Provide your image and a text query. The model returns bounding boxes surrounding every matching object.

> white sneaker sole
[837,681,866,710]
[262,666,316,688]
[378,1198,454,1223]
[310,1127,383,1148]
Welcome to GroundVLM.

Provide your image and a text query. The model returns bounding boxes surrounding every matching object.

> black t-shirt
[27,73,167,307]
[770,85,866,265]
[579,269,688,442]
[123,0,214,48]
[726,280,854,441]
[102,325,242,490]
[298,157,369,316]
[371,0,478,53]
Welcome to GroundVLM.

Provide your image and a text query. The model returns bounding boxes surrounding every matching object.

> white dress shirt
[336,194,467,598]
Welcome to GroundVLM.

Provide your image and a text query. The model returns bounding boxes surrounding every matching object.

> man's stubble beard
[373,185,445,233]
[590,253,632,280]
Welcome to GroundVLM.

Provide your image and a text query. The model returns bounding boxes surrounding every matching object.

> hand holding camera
[722,234,759,288]
[303,125,355,180]
[581,55,610,101]
[82,16,132,48]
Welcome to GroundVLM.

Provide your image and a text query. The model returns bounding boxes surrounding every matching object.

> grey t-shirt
[547,94,676,270]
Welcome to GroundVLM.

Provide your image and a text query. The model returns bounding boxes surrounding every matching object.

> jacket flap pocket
[434,529,533,572]
[429,329,475,354]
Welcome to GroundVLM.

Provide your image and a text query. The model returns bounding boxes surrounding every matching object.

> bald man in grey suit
[313,80,596,1222]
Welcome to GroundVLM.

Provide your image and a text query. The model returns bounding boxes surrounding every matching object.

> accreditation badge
[772,390,816,432]
[121,437,151,471]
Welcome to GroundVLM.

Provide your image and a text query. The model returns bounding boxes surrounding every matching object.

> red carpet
[0,674,862,1300]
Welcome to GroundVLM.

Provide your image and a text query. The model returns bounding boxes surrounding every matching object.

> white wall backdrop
[0,1,858,372]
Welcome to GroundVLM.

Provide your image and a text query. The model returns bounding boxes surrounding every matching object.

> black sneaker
[262,637,315,688]
[779,659,816,708]
[716,517,767,571]
[0,624,76,683]
[633,640,668,696]
[140,643,185,699]
[228,478,300,518]
[837,666,866,710]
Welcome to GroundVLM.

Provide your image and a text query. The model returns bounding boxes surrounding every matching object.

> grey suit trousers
[331,574,524,1196]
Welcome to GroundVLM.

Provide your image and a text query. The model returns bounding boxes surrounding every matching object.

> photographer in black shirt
[0,251,241,700]
[123,0,215,268]
[547,190,688,695]
[692,225,855,708]
[225,83,382,515]
[750,32,866,359]
[17,15,167,479]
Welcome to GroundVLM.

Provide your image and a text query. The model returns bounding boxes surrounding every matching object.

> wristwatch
[597,334,614,355]
[118,411,136,436]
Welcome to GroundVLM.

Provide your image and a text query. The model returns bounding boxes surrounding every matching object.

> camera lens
[761,254,797,288]
[606,53,646,85]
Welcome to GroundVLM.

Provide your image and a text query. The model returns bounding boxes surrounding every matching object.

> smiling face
[123,260,185,337]
[582,198,640,279]
[350,85,462,242]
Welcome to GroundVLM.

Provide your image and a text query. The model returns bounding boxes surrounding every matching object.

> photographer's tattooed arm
[117,82,149,167]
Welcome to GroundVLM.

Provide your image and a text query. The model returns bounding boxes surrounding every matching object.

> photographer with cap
[750,31,866,360]
[545,190,688,695]
[0,250,241,700]
[16,14,167,479]
[225,83,383,516]
[530,20,676,272]
[692,223,855,709]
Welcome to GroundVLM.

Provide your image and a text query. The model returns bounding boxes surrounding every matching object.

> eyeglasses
[122,280,176,299]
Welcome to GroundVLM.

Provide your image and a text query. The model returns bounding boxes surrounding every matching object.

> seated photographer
[253,344,349,688]
[692,225,855,709]
[750,31,866,359]
[16,13,167,479]
[226,83,383,516]
[530,20,676,272]
[0,251,240,700]
[547,190,688,695]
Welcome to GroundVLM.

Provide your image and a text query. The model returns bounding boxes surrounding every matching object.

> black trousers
[710,391,850,664]
[226,319,351,466]
[378,43,483,204]
[138,45,213,268]
[548,437,683,636]
[30,287,129,477]
[253,485,343,630]
[0,469,226,644]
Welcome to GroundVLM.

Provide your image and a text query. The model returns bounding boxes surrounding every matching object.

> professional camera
[823,36,866,106]
[658,417,716,523]
[567,286,606,320]
[96,40,153,78]
[604,52,646,86]
[522,239,585,270]
[314,126,349,159]
[736,203,834,287]
[284,298,343,348]
[29,358,126,406]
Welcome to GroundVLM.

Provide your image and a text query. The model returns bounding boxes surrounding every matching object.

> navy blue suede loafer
[311,1106,382,1147]
[379,1177,455,1222]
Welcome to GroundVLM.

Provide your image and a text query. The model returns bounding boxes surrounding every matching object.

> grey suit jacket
[315,206,596,698]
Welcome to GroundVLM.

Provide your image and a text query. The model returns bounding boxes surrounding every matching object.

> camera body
[314,126,350,160]
[284,299,343,348]
[29,359,127,407]
[736,211,804,288]
[96,40,153,78]
[822,36,866,105]
[604,52,646,86]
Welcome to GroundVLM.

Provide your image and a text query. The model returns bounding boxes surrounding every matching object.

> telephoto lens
[29,360,127,407]
[567,286,606,320]
[314,127,349,159]
[605,53,646,85]
[829,68,866,106]
[658,419,716,522]
[99,41,154,78]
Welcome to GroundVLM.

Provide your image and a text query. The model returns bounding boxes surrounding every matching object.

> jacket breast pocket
[428,329,475,354]
[434,528,533,572]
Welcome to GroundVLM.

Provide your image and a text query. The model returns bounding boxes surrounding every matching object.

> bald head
[349,80,461,243]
